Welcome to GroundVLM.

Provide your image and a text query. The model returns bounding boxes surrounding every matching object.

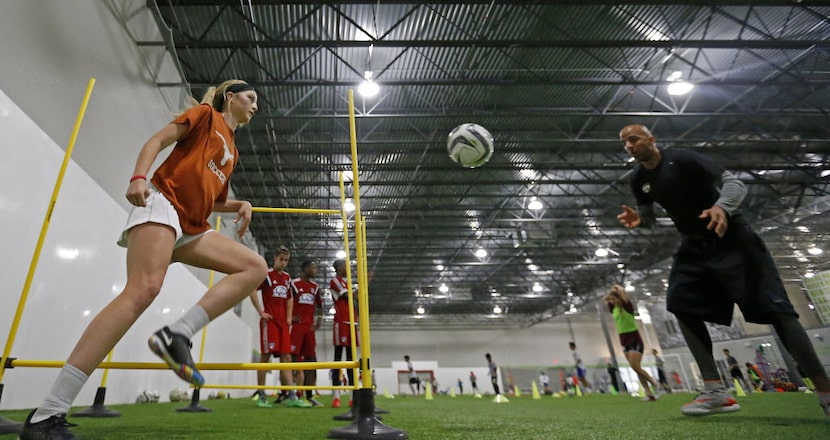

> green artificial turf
[1,392,826,439]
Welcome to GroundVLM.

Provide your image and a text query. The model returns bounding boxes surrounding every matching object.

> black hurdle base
[176,388,212,413]
[73,386,121,418]
[327,388,407,439]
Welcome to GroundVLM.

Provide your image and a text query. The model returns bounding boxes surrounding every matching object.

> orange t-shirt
[150,104,238,235]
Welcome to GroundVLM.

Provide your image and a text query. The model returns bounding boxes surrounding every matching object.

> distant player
[568,342,592,392]
[404,355,420,395]
[486,353,501,395]
[291,260,323,406]
[249,246,310,408]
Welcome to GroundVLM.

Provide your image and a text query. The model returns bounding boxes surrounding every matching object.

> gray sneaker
[681,389,741,416]
[18,409,77,440]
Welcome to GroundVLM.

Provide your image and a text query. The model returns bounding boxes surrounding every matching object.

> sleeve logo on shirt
[641,183,651,194]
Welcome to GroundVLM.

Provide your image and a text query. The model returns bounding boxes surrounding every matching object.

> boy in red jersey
[329,259,358,408]
[291,260,323,406]
[249,246,311,408]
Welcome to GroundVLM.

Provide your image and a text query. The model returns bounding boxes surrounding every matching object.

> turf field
[0,391,826,439]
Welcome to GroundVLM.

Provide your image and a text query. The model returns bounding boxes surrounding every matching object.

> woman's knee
[122,277,164,310]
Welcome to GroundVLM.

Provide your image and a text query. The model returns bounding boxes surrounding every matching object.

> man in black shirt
[617,124,830,418]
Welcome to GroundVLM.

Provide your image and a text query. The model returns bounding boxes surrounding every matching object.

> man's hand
[617,204,641,229]
[699,205,728,238]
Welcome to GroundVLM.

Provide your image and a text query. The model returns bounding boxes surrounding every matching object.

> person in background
[249,246,310,408]
[290,260,323,407]
[652,349,672,394]
[568,342,592,392]
[603,285,660,401]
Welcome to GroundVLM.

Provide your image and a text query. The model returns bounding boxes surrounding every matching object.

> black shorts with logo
[666,221,797,326]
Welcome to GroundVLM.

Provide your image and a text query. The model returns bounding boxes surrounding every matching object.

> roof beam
[139,39,830,50]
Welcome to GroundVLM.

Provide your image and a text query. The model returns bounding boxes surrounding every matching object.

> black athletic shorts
[666,221,797,326]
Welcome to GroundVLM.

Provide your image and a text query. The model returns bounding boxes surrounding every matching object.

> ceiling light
[820,170,830,178]
[807,247,823,255]
[436,264,444,271]
[416,306,425,315]
[475,249,488,258]
[343,198,355,213]
[625,285,635,292]
[595,248,609,258]
[667,81,694,96]
[804,271,815,278]
[358,80,379,97]
[336,250,347,259]
[532,283,543,292]
[329,307,336,315]
[439,284,449,293]
[528,264,539,271]
[666,71,682,81]
[528,197,543,210]
[493,305,502,314]
[617,263,625,269]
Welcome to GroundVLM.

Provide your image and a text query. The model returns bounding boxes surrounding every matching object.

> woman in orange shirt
[20,80,268,440]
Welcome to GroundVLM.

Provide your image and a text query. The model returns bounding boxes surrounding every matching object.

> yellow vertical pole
[0,78,96,383]
[99,350,115,387]
[338,173,359,388]
[346,89,372,389]
[197,217,222,363]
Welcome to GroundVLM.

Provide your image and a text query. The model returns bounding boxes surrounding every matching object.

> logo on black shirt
[641,183,651,194]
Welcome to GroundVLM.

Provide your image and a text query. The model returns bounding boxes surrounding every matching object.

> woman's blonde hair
[604,284,630,303]
[178,79,251,115]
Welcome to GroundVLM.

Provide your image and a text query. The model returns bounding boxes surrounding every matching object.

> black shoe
[148,326,204,386]
[273,392,288,404]
[18,409,77,440]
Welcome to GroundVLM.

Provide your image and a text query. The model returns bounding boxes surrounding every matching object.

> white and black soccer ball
[169,388,188,402]
[136,389,158,404]
[447,123,494,168]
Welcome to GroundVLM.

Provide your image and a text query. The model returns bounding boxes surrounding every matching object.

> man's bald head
[619,124,654,140]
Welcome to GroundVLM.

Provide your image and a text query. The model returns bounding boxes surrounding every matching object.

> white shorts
[117,187,210,249]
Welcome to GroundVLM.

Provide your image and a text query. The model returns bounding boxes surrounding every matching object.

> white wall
[0,0,256,410]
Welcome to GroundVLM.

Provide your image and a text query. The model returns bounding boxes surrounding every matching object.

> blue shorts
[576,367,586,378]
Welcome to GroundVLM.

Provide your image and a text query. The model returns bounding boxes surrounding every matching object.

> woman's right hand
[126,178,150,207]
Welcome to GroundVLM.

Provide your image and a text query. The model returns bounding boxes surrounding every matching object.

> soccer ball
[169,388,188,402]
[447,123,494,168]
[136,389,159,404]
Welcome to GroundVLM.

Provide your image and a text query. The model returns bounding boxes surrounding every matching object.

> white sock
[31,364,89,423]
[703,380,724,392]
[333,390,340,399]
[168,305,209,339]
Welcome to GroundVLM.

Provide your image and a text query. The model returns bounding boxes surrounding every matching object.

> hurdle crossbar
[252,207,340,215]
[7,359,358,371]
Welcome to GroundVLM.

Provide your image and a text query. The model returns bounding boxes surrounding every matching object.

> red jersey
[257,269,292,326]
[151,104,238,234]
[330,276,357,323]
[291,277,321,326]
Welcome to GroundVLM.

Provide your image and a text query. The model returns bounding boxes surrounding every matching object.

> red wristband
[129,175,147,183]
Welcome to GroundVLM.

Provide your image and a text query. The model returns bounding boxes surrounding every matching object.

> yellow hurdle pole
[99,350,115,388]
[0,78,96,384]
[252,207,339,215]
[197,217,222,364]
[338,172,360,390]
[9,359,358,371]
[346,89,372,390]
